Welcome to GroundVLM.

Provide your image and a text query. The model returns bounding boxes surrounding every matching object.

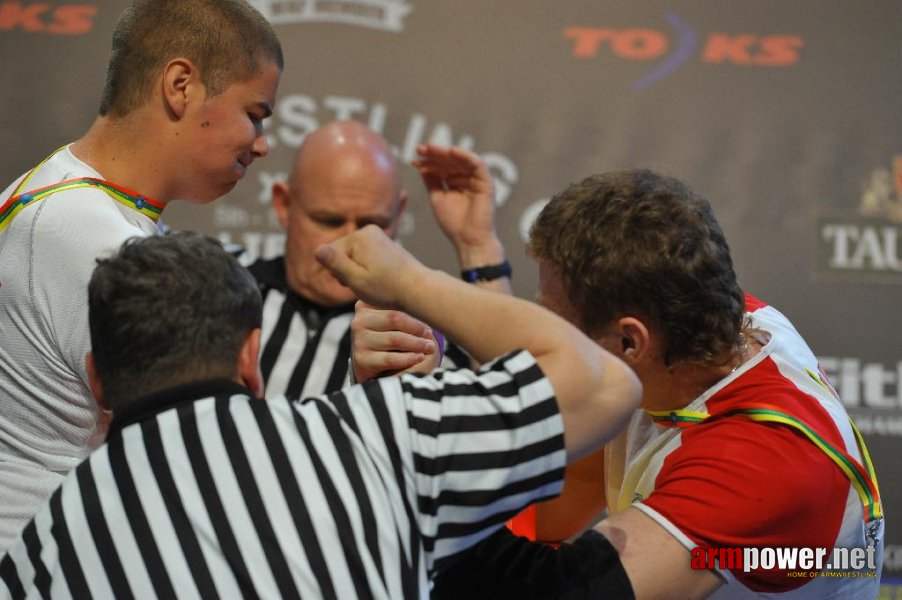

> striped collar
[107,379,253,439]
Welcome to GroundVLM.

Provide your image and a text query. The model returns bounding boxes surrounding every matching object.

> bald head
[272,121,408,306]
[291,120,401,193]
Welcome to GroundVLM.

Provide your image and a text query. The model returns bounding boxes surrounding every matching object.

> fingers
[413,144,493,199]
[313,242,356,287]
[351,302,441,382]
[413,144,481,176]
[352,301,434,347]
[353,351,428,384]
[315,227,420,309]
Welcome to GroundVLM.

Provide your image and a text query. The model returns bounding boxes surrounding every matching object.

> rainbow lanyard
[0,149,163,233]
[647,400,883,524]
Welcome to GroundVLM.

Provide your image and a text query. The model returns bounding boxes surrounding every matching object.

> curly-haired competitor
[358,169,884,599]
[0,0,282,552]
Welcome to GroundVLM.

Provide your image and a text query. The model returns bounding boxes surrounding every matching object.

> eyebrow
[311,210,392,221]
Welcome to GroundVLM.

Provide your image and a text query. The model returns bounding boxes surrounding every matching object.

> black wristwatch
[461,261,512,283]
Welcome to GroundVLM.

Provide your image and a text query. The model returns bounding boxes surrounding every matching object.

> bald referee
[0,230,640,598]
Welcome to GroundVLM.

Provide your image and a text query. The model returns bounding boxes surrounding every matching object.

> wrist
[455,237,505,270]
[461,260,512,283]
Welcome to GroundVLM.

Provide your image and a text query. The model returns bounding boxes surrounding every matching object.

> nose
[252,132,270,158]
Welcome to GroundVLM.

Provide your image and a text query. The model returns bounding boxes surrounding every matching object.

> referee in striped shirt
[248,121,511,398]
[0,230,640,598]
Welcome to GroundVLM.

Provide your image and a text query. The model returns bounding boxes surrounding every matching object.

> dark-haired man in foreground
[0,231,640,598]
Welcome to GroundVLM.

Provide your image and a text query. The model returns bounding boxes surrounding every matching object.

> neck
[639,333,760,411]
[639,363,731,411]
[72,114,172,204]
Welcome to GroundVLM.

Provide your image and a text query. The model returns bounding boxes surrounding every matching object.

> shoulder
[28,187,149,260]
[644,416,849,549]
[246,255,287,288]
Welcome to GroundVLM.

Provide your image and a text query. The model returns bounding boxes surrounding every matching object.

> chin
[320,287,357,307]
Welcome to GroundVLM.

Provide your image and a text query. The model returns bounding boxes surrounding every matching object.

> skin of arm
[350,144,510,382]
[413,143,511,296]
[594,507,722,599]
[534,447,608,543]
[315,226,641,461]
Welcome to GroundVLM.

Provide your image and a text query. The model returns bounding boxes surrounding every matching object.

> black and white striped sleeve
[394,349,566,573]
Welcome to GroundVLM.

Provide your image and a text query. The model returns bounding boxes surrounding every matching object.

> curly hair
[528,169,745,368]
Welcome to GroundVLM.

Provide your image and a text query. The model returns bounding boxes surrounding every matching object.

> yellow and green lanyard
[0,150,162,233]
[646,403,883,525]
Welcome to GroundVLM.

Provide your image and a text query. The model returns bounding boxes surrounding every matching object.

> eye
[316,216,345,228]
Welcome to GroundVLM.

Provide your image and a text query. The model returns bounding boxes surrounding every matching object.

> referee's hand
[350,301,442,383]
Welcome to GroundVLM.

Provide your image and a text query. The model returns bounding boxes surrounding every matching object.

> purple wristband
[433,328,445,362]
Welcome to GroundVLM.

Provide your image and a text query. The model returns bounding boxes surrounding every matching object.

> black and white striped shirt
[0,350,565,599]
[250,257,355,398]
[248,256,466,398]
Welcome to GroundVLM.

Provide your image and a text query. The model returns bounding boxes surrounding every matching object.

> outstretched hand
[413,144,500,262]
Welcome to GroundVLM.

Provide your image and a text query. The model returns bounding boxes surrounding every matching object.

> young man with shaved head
[0,0,282,551]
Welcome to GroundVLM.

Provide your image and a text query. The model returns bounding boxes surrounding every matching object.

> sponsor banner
[817,216,902,283]
[564,14,803,89]
[0,1,99,35]
[818,357,902,413]
[816,156,902,283]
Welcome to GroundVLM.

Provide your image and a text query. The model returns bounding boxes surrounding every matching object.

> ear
[609,317,651,365]
[271,181,292,230]
[162,58,199,119]
[85,351,109,412]
[238,328,264,397]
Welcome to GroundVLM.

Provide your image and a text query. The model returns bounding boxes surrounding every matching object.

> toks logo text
[564,12,803,89]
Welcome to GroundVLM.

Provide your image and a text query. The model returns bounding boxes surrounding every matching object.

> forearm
[432,527,635,600]
[399,266,580,370]
[398,267,641,459]
[455,236,512,296]
[316,226,642,459]
[535,448,608,543]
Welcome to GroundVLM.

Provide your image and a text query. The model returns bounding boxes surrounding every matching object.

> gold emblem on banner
[817,155,902,281]
[859,155,902,223]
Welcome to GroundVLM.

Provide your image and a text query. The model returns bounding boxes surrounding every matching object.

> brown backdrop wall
[2,0,900,585]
